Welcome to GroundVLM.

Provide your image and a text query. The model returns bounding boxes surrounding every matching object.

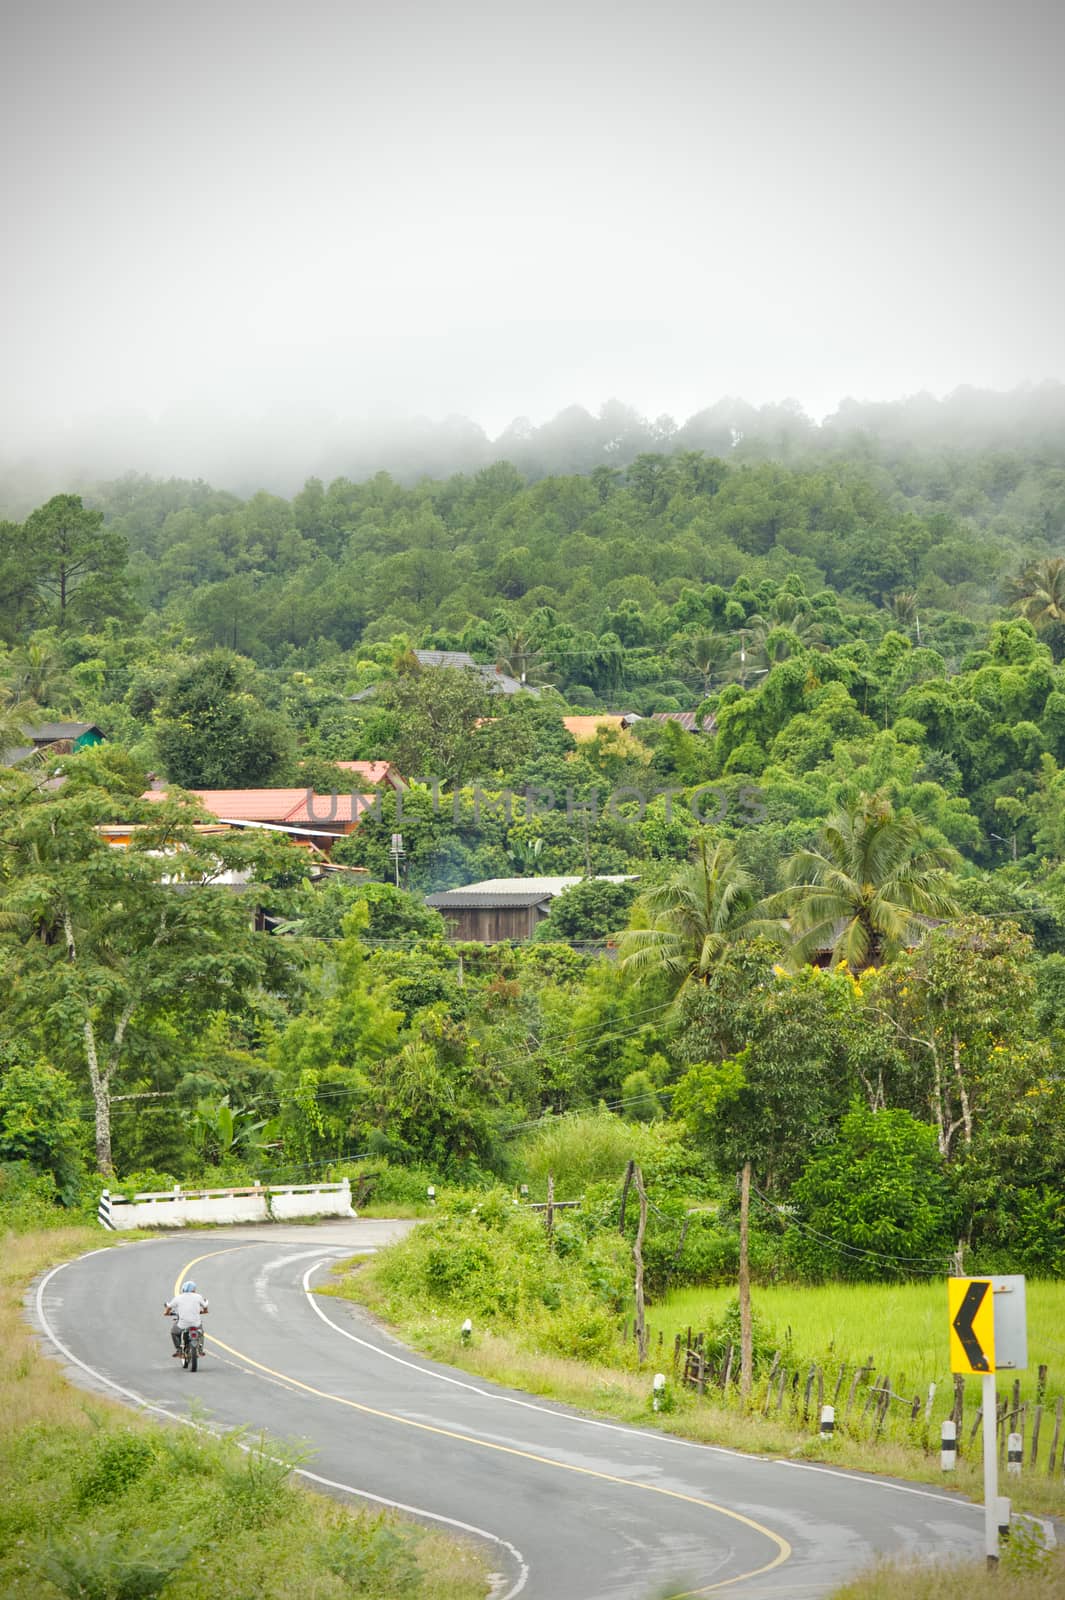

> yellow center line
[175,1250,791,1596]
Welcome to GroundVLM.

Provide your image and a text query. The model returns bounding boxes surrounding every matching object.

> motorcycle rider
[164,1278,209,1358]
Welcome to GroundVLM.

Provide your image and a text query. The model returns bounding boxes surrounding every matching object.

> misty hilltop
[2,383,1065,516]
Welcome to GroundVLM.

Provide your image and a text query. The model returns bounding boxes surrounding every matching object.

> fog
[3,0,1063,494]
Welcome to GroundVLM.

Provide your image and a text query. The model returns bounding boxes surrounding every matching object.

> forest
[3,392,1065,1293]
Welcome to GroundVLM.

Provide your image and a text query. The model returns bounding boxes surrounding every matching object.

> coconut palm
[0,685,40,762]
[1006,558,1065,640]
[7,642,69,709]
[768,790,959,970]
[617,837,759,995]
[678,629,731,696]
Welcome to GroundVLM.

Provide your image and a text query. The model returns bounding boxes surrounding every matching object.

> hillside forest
[3,390,1065,1293]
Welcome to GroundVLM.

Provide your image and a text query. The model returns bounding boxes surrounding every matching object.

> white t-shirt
[167,1290,208,1328]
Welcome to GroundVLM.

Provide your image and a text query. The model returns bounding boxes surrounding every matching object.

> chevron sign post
[949,1275,1027,1567]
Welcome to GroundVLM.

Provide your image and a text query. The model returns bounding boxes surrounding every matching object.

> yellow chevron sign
[949,1277,996,1374]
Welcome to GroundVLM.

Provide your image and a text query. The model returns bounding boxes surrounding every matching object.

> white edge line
[34,1257,529,1600]
[302,1260,985,1516]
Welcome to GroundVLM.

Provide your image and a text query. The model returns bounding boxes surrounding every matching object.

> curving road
[33,1223,988,1599]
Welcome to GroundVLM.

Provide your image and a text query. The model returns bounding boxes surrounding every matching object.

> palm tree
[7,642,69,709]
[1006,558,1065,643]
[768,790,959,970]
[617,837,758,995]
[495,625,553,687]
[0,685,41,761]
[679,629,731,696]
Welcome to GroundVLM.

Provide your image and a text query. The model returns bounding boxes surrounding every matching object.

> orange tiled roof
[143,788,374,824]
[332,760,405,787]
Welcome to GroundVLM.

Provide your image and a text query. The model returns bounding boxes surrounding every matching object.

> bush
[786,1103,955,1281]
[76,1431,159,1507]
[371,1187,631,1333]
[0,1163,95,1232]
[36,1528,193,1600]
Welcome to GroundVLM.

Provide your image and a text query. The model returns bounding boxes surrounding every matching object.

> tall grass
[514,1111,666,1195]
[829,1551,1065,1599]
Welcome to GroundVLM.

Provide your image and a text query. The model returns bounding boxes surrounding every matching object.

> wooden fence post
[632,1165,648,1363]
[1030,1404,1042,1469]
[618,1159,634,1234]
[1047,1396,1063,1477]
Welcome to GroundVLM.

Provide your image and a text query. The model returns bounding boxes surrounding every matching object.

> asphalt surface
[32,1222,989,1599]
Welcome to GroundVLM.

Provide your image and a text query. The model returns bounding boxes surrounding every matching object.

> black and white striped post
[997,1496,1011,1542]
[941,1419,957,1471]
[820,1404,835,1439]
[1007,1432,1023,1476]
[97,1190,115,1230]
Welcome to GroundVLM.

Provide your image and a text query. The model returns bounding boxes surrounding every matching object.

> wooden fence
[617,1319,1065,1479]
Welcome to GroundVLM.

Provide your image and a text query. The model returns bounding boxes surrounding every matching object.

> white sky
[2,0,1063,462]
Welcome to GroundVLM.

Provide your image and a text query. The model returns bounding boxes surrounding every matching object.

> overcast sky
[3,0,1063,465]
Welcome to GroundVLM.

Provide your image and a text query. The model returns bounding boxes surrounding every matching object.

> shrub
[77,1430,159,1507]
[322,1517,421,1596]
[786,1103,955,1281]
[35,1528,193,1600]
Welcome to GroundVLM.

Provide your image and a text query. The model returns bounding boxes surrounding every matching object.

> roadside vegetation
[1,1229,487,1600]
[318,1113,1065,1520]
[828,1552,1065,1599]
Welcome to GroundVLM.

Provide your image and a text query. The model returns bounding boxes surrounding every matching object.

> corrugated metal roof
[650,711,717,733]
[425,874,635,909]
[26,721,103,741]
[413,649,477,670]
[426,888,557,909]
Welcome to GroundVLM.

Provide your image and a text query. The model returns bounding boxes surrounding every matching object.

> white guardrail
[98,1179,355,1229]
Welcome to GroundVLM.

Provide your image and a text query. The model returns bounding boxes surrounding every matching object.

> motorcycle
[179,1324,205,1371]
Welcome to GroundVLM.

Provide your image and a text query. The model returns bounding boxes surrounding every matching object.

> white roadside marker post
[940,1419,957,1471]
[820,1404,835,1439]
[1007,1432,1023,1476]
[653,1373,666,1412]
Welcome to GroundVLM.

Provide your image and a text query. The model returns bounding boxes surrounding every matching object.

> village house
[424,875,634,943]
[141,786,377,854]
[2,720,106,766]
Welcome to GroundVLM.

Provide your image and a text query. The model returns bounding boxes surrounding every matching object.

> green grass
[658,1279,1065,1408]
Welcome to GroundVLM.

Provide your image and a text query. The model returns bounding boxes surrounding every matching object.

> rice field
[656,1279,1065,1408]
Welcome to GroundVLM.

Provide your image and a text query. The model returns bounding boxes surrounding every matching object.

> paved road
[33,1224,988,1599]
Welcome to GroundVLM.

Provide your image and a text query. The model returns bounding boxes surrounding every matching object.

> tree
[154,651,294,787]
[23,494,133,626]
[617,837,758,995]
[1006,557,1065,635]
[0,776,290,1173]
[374,665,495,785]
[886,918,1039,1160]
[531,879,637,943]
[0,1054,86,1200]
[787,1103,954,1280]
[769,790,959,969]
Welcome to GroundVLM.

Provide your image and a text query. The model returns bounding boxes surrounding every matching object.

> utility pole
[390,831,405,888]
[738,1160,753,1398]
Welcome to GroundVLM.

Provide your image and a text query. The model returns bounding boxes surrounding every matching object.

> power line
[751,1185,951,1275]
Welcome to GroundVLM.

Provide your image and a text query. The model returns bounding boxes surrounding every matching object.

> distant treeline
[1,382,1064,510]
